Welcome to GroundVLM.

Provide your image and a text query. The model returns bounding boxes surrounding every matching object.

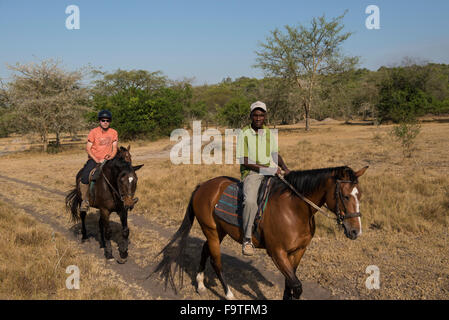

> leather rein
[276,174,361,225]
[102,172,125,202]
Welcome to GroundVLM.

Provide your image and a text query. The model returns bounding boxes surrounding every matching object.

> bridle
[277,174,361,225]
[334,179,362,225]
[101,168,135,204]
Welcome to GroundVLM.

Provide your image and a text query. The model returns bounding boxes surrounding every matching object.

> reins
[102,171,124,202]
[276,173,361,224]
[276,173,336,221]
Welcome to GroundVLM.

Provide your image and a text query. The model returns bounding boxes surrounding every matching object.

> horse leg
[204,229,234,300]
[80,211,88,242]
[271,249,303,300]
[99,209,114,261]
[283,278,293,300]
[282,248,307,300]
[98,215,105,248]
[196,241,210,295]
[118,208,129,263]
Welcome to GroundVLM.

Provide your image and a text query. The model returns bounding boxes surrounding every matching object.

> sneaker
[242,241,255,256]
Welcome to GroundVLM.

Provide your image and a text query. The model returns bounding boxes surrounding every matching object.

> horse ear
[127,145,131,152]
[355,166,369,177]
[133,164,143,171]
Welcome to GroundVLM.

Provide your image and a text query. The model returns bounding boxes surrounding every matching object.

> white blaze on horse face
[128,177,134,184]
[351,187,362,235]
[351,187,360,212]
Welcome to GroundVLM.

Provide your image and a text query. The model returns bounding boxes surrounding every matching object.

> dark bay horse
[66,146,143,263]
[154,165,368,299]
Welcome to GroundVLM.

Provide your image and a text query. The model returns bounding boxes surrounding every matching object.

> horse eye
[344,196,350,200]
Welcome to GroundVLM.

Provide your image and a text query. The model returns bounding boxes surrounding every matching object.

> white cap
[250,101,267,113]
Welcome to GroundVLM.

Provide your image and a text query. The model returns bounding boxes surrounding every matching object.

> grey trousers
[242,172,265,240]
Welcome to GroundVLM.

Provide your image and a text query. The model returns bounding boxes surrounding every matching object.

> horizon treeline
[1,60,448,148]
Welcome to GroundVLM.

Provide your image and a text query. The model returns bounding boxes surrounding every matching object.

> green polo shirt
[236,125,279,179]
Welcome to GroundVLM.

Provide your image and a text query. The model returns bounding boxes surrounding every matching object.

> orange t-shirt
[87,126,118,161]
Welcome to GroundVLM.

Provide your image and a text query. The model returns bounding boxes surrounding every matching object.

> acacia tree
[7,59,89,151]
[258,77,297,126]
[254,12,358,130]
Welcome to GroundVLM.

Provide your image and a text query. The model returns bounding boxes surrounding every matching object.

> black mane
[269,166,358,198]
[108,154,133,172]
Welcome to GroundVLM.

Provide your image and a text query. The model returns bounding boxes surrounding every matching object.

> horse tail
[152,184,200,293]
[65,188,81,222]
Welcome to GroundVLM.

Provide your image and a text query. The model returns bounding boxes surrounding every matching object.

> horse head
[325,166,368,240]
[116,163,144,210]
[107,150,144,210]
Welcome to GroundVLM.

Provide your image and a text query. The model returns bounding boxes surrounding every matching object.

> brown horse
[66,146,143,263]
[154,165,368,299]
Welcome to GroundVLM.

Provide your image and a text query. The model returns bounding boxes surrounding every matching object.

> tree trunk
[304,101,310,131]
[42,127,48,152]
[305,77,314,132]
[56,131,61,147]
[42,136,48,152]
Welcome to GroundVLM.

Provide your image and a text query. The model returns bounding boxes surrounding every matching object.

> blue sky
[1,0,449,84]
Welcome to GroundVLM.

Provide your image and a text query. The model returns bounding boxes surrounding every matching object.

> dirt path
[0,173,336,300]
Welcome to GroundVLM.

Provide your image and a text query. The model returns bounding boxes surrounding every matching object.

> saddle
[88,162,105,201]
[213,176,273,243]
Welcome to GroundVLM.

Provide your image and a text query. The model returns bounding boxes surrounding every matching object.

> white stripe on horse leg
[196,272,206,292]
[226,286,235,300]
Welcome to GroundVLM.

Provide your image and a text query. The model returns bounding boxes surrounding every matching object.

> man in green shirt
[236,101,290,256]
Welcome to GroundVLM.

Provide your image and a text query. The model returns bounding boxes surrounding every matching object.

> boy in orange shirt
[79,110,118,211]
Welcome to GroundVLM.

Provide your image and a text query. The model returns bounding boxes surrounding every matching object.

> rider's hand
[104,154,111,160]
[276,167,282,176]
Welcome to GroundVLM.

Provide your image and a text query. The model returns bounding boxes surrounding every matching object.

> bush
[91,86,185,140]
[376,67,432,123]
[392,121,421,158]
[0,111,19,138]
[217,96,250,128]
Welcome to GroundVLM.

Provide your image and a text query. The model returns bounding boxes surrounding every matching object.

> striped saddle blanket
[213,178,272,237]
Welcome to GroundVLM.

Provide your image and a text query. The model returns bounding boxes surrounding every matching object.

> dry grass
[0,201,150,299]
[0,119,448,299]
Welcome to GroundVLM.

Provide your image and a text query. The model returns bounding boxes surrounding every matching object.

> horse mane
[107,153,133,173]
[269,166,358,198]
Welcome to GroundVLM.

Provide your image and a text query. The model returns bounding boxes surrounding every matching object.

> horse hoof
[225,293,236,300]
[225,289,236,300]
[105,252,114,262]
[196,286,207,295]
[117,257,127,264]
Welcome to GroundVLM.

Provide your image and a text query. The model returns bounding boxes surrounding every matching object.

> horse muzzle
[124,197,139,210]
[342,222,361,240]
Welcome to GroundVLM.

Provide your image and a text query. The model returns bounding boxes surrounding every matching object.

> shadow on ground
[70,211,334,300]
[69,211,128,254]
